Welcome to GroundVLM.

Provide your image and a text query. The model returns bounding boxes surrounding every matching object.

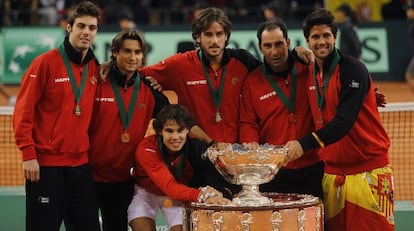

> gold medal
[163,198,173,207]
[73,105,81,116]
[121,132,130,143]
[214,112,222,122]
[288,113,296,123]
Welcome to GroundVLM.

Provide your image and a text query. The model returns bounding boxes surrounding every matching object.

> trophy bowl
[205,143,286,206]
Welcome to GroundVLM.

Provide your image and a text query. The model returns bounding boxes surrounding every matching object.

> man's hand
[200,186,232,205]
[284,140,304,164]
[204,194,232,205]
[99,61,111,83]
[242,142,259,150]
[212,141,231,151]
[145,76,162,91]
[294,46,315,64]
[375,86,386,107]
[23,159,40,182]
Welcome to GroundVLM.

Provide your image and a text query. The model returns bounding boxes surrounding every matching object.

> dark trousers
[26,164,100,231]
[94,180,134,231]
[260,161,325,199]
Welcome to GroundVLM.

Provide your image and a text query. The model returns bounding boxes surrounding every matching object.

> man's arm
[190,125,230,150]
[292,46,315,64]
[285,56,370,162]
[189,125,213,144]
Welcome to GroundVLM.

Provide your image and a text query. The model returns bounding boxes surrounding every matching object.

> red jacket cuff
[22,145,37,161]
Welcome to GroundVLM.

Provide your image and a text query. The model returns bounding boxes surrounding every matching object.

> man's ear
[195,35,201,44]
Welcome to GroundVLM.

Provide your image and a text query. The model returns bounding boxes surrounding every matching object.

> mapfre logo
[95,97,115,102]
[259,91,276,101]
[54,77,70,83]
[186,79,207,85]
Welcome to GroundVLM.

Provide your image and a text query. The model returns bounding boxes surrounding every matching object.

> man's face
[67,16,98,52]
[113,39,143,75]
[306,24,336,61]
[196,21,227,59]
[159,120,189,154]
[259,28,290,72]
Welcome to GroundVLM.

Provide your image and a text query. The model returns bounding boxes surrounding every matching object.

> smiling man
[128,104,231,231]
[285,8,394,231]
[13,1,102,230]
[88,29,169,231]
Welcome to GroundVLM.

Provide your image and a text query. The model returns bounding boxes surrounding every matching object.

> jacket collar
[110,63,138,88]
[316,48,341,73]
[63,36,97,65]
[199,48,231,68]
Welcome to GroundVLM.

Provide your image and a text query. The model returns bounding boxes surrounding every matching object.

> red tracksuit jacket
[13,40,99,166]
[88,68,169,182]
[239,57,321,169]
[301,50,390,175]
[134,135,200,202]
[140,49,259,143]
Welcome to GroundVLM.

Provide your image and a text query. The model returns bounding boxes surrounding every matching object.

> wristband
[208,140,217,147]
[311,132,325,148]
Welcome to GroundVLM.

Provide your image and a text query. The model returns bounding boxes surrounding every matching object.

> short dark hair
[256,19,288,45]
[67,1,101,26]
[303,8,337,40]
[191,7,231,47]
[153,105,195,133]
[111,29,147,56]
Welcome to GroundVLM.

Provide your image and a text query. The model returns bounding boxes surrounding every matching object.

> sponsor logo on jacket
[54,77,70,83]
[259,91,276,100]
[95,97,115,102]
[186,79,207,85]
[349,80,360,88]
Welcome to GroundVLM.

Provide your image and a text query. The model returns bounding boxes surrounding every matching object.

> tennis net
[1,103,414,200]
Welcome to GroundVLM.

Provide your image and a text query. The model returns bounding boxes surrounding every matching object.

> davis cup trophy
[205,143,286,206]
[182,143,324,231]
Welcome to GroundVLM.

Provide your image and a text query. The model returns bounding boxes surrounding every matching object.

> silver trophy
[205,143,286,206]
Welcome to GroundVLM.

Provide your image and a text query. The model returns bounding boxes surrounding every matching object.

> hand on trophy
[242,142,259,150]
[198,186,232,205]
[211,141,232,151]
[202,142,232,162]
[284,140,304,164]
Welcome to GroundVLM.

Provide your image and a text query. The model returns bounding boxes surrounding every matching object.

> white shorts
[127,185,183,229]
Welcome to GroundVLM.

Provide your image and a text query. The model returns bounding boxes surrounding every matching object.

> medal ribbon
[313,49,340,108]
[57,44,88,105]
[261,63,297,113]
[198,50,226,110]
[157,136,185,180]
[109,71,141,131]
